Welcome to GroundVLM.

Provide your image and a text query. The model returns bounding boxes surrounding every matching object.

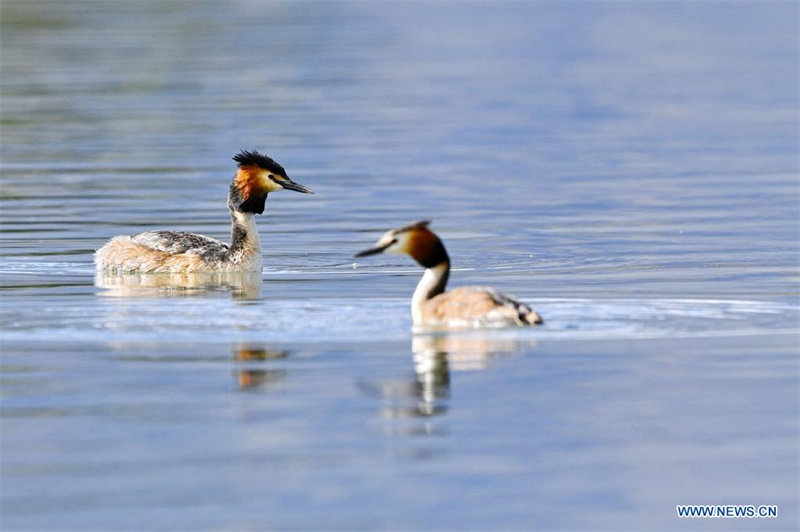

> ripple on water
[2,278,797,344]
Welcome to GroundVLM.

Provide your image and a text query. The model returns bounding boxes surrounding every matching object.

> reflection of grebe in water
[412,334,530,372]
[232,344,289,391]
[95,271,263,300]
[360,334,535,427]
[356,221,543,329]
[95,150,313,273]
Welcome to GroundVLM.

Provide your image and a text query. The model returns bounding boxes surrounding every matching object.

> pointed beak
[281,179,314,194]
[355,240,394,258]
[355,247,382,258]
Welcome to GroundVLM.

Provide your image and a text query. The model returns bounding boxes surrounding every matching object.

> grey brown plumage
[420,286,542,328]
[94,150,312,273]
[356,221,543,329]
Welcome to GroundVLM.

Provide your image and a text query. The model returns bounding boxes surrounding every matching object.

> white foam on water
[3,293,796,345]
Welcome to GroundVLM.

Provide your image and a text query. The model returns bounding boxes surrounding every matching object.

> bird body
[94,150,312,273]
[418,286,542,328]
[357,221,542,329]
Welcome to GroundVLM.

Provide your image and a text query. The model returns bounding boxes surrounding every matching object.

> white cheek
[266,180,284,192]
[385,233,411,254]
[258,172,283,192]
[385,244,404,254]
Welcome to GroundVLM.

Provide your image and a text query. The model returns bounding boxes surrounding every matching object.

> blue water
[1,1,798,530]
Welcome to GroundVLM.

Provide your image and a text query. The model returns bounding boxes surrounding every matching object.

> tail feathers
[520,305,543,325]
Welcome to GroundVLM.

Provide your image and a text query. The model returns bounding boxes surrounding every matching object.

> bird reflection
[95,271,262,300]
[232,344,289,391]
[360,333,535,436]
[359,350,450,422]
[412,334,528,372]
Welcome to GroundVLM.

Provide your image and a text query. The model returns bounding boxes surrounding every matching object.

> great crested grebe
[356,221,543,329]
[94,150,312,273]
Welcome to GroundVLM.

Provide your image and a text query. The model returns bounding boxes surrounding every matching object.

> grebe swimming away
[95,150,313,273]
[356,221,543,329]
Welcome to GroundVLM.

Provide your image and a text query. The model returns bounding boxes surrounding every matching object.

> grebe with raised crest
[94,150,312,273]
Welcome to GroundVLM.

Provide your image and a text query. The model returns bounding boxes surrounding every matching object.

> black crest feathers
[233,149,287,176]
[397,220,432,233]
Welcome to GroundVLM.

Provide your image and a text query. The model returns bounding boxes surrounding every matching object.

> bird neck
[228,181,268,214]
[229,210,261,266]
[411,261,450,324]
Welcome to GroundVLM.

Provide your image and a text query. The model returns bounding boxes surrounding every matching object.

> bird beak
[281,179,314,194]
[355,244,389,258]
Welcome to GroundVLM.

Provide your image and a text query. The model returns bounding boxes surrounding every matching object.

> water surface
[1,1,798,530]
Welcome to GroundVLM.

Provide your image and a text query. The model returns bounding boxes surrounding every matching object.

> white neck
[411,262,449,325]
[230,211,262,270]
